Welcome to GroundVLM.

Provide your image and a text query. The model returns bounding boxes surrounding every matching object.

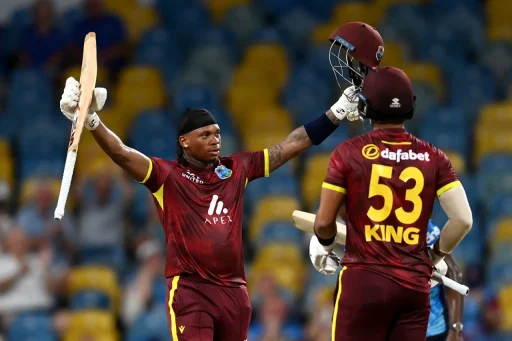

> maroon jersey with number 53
[140,150,270,287]
[323,128,460,293]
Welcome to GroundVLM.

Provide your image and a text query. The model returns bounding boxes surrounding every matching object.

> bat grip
[432,271,469,296]
[54,151,77,220]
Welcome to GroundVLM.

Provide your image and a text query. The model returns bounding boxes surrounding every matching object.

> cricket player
[426,220,465,341]
[59,74,359,340]
[310,66,473,340]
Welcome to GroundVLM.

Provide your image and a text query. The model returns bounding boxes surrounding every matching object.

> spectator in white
[121,240,164,325]
[0,228,55,318]
[16,177,75,266]
[0,180,13,251]
[77,169,132,250]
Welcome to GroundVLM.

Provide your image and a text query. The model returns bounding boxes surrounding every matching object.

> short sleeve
[323,147,349,194]
[436,149,460,197]
[139,157,172,193]
[235,150,270,183]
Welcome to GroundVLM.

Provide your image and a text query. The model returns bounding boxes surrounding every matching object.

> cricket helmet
[328,22,385,98]
[357,66,416,122]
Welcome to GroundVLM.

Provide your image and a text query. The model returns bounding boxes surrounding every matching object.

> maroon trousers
[332,267,431,341]
[165,276,251,341]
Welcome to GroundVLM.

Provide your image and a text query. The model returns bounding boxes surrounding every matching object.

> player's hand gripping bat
[54,32,97,220]
[292,210,469,296]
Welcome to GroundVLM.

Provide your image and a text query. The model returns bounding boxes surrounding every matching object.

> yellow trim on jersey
[168,276,180,340]
[382,141,412,145]
[263,148,270,177]
[332,267,347,340]
[140,157,153,184]
[437,180,461,197]
[322,182,347,194]
[153,184,164,210]
[245,178,248,188]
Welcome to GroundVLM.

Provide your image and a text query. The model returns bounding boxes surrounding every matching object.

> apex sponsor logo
[205,195,232,225]
[182,170,204,184]
[361,144,430,163]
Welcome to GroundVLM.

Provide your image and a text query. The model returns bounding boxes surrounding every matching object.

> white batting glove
[330,85,360,122]
[309,235,338,275]
[60,77,107,131]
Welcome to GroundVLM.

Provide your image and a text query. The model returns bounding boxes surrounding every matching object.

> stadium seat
[244,175,301,211]
[71,290,112,311]
[479,103,512,127]
[256,221,304,247]
[119,3,158,42]
[208,0,250,22]
[278,8,317,51]
[301,154,331,209]
[114,84,166,119]
[118,66,164,88]
[0,139,13,188]
[479,154,512,174]
[249,195,301,240]
[445,151,466,174]
[332,2,383,28]
[126,305,169,341]
[67,267,120,310]
[223,4,265,45]
[240,106,293,138]
[399,63,444,99]
[226,85,278,120]
[379,42,408,67]
[173,84,221,113]
[491,218,512,247]
[19,177,60,206]
[499,285,512,331]
[474,127,512,163]
[8,312,56,341]
[62,65,109,87]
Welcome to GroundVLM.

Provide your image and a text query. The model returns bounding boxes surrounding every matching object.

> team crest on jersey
[214,165,232,179]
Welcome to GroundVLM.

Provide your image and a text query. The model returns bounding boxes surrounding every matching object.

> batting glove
[60,77,107,131]
[309,235,339,275]
[330,85,360,122]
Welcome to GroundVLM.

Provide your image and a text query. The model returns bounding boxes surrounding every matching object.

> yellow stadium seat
[491,218,512,247]
[379,42,407,67]
[118,66,164,88]
[376,0,426,7]
[0,140,13,188]
[486,0,512,26]
[333,2,384,28]
[248,264,305,296]
[240,107,294,138]
[230,65,283,93]
[499,285,512,332]
[104,0,137,12]
[209,0,250,22]
[445,151,466,174]
[312,22,338,44]
[249,196,301,241]
[302,154,331,209]
[254,243,303,265]
[118,4,158,42]
[399,63,444,99]
[64,310,118,341]
[474,128,512,163]
[62,65,109,87]
[67,267,120,307]
[479,103,512,126]
[226,86,279,120]
[114,85,166,117]
[487,24,512,42]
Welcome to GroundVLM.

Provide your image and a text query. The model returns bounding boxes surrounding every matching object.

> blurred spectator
[77,171,132,250]
[0,181,13,248]
[304,288,333,341]
[16,178,75,266]
[121,239,164,325]
[16,0,65,76]
[141,194,165,249]
[68,0,128,75]
[251,273,296,317]
[253,294,291,341]
[0,228,55,318]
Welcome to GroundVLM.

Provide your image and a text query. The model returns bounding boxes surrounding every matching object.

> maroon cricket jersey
[324,128,460,293]
[140,150,270,287]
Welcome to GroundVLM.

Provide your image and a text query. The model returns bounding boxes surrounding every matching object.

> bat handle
[54,151,77,220]
[432,271,469,296]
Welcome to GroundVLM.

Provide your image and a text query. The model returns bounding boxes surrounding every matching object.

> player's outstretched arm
[444,255,465,340]
[59,77,150,182]
[267,87,359,173]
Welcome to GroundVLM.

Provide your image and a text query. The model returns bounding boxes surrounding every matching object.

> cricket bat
[54,32,97,220]
[292,210,469,296]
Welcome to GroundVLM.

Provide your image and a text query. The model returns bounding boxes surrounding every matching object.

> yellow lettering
[403,227,420,245]
[365,224,382,241]
[386,225,403,243]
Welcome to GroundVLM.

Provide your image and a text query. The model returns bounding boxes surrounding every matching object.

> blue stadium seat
[256,221,304,247]
[383,4,428,45]
[251,27,286,46]
[301,126,350,158]
[173,84,221,113]
[9,68,51,90]
[201,27,239,60]
[245,175,300,209]
[0,113,17,139]
[8,312,55,341]
[60,6,84,31]
[479,154,512,174]
[126,305,170,341]
[486,260,512,289]
[133,134,177,160]
[173,5,212,42]
[418,128,469,159]
[284,82,332,123]
[417,31,470,65]
[71,290,111,311]
[255,0,302,17]
[129,110,174,142]
[303,0,337,20]
[223,4,265,46]
[131,184,150,224]
[19,159,65,181]
[429,0,482,13]
[17,118,67,160]
[278,8,317,52]
[477,172,512,203]
[1,7,32,57]
[152,277,167,303]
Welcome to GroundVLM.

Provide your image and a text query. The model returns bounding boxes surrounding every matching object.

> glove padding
[330,85,360,122]
[309,235,339,275]
[60,77,107,130]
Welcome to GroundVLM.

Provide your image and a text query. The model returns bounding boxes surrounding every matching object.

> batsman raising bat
[58,69,361,339]
[310,65,473,341]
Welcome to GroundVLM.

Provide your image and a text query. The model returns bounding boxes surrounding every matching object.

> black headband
[178,108,218,136]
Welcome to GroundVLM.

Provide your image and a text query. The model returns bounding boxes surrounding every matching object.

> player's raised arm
[59,77,150,182]
[266,86,359,173]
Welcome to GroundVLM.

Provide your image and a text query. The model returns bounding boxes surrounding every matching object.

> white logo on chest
[182,170,204,184]
[204,195,232,225]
